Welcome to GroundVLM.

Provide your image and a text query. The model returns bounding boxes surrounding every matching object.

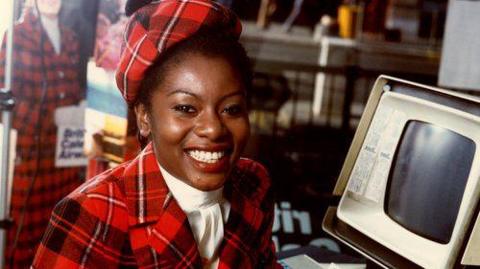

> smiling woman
[32,1,282,268]
[134,30,252,192]
[137,53,250,191]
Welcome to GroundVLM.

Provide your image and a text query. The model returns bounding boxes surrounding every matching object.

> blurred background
[2,0,480,267]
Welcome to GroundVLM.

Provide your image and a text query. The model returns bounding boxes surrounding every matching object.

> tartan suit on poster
[33,143,281,268]
[0,11,84,268]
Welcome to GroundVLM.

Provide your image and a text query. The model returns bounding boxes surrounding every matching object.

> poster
[86,0,133,163]
[94,0,128,71]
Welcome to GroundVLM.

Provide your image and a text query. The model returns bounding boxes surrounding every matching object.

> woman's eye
[223,105,244,116]
[173,105,196,114]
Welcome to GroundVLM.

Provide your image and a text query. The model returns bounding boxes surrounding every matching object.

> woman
[0,0,84,267]
[32,0,281,268]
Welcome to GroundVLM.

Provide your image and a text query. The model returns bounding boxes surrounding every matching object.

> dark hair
[134,28,252,147]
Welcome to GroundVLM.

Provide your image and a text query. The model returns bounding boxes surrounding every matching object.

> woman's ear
[135,104,151,138]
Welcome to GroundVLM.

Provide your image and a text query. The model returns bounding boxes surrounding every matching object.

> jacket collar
[123,143,266,266]
[21,10,68,54]
[216,165,267,267]
[124,143,266,226]
[124,143,169,226]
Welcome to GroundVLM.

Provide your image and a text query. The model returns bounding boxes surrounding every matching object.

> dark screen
[385,121,475,244]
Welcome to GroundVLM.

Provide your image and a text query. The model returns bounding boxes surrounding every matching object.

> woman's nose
[194,110,226,140]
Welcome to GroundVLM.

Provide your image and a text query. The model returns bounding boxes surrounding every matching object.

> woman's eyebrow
[221,90,245,100]
[166,89,245,100]
[167,89,198,98]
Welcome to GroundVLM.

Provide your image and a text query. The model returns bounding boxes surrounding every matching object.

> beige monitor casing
[323,75,480,269]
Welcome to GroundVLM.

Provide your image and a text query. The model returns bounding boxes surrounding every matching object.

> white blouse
[159,165,231,269]
[40,15,61,55]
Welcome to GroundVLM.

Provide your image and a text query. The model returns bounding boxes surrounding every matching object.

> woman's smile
[186,150,230,173]
[184,143,232,173]
[187,150,227,163]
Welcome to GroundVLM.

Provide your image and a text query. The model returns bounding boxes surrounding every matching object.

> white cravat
[159,165,231,269]
[40,15,61,55]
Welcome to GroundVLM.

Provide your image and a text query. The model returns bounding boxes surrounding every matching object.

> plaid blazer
[32,143,281,268]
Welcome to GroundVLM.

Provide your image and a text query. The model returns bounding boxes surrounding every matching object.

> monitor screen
[385,120,476,244]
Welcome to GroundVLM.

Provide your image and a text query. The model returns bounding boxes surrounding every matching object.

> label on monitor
[347,107,406,202]
[364,110,406,202]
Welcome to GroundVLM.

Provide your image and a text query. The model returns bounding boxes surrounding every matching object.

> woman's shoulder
[235,158,270,182]
[230,158,274,208]
[59,162,132,215]
[36,164,135,268]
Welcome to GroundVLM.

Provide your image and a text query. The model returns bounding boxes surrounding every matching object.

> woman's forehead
[155,55,245,100]
[164,53,242,84]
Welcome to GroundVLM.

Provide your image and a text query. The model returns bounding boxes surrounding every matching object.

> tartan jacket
[32,143,281,268]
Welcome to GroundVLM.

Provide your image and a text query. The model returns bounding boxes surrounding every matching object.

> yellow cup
[338,4,360,39]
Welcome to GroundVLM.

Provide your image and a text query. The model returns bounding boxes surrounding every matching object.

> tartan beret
[115,0,242,106]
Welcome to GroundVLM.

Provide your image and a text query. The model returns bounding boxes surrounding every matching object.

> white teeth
[188,150,226,163]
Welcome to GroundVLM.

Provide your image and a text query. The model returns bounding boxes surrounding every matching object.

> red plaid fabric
[0,11,85,268]
[115,0,242,105]
[33,143,281,268]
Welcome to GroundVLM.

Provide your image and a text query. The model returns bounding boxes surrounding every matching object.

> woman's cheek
[155,116,192,144]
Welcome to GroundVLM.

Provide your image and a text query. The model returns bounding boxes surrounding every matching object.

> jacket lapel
[124,143,166,226]
[147,195,202,268]
[217,178,265,269]
[124,145,268,268]
[124,143,201,268]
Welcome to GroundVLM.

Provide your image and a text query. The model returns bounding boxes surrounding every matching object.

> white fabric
[439,1,480,91]
[40,16,61,55]
[159,165,231,269]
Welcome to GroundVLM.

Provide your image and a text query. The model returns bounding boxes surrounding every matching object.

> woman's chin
[185,173,228,191]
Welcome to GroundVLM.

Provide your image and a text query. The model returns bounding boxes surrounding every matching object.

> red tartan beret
[115,0,242,105]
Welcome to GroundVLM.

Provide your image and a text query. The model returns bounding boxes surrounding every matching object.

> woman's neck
[158,163,224,212]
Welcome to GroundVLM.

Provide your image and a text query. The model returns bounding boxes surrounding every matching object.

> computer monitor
[323,76,480,268]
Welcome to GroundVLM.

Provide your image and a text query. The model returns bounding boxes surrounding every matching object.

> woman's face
[136,53,250,191]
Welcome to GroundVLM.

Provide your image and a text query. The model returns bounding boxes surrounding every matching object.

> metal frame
[0,0,17,268]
